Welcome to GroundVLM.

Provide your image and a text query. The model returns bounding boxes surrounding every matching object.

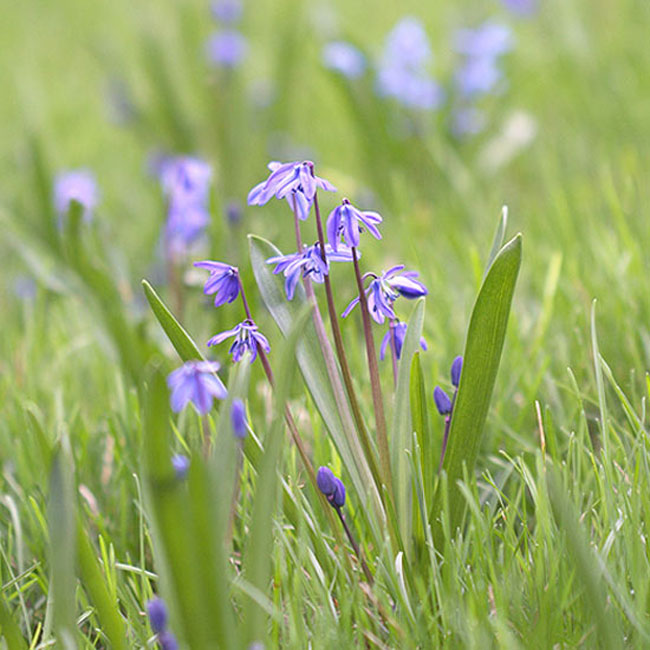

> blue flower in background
[343,265,428,324]
[231,398,247,438]
[322,41,366,79]
[267,242,353,300]
[326,199,382,251]
[207,319,271,363]
[157,631,179,650]
[502,0,538,16]
[211,0,243,24]
[379,321,427,361]
[207,30,248,68]
[146,598,168,634]
[54,169,99,222]
[317,466,346,508]
[383,16,431,66]
[171,454,190,480]
[454,22,513,59]
[247,161,336,213]
[451,107,487,137]
[167,360,227,414]
[193,260,240,307]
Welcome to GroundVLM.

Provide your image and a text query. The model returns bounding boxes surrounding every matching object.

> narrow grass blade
[484,206,508,276]
[142,279,205,361]
[0,594,28,650]
[433,234,522,542]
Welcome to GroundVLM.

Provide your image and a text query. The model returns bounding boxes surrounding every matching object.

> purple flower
[172,454,190,480]
[454,22,513,59]
[383,17,431,67]
[266,242,353,300]
[326,199,382,251]
[455,57,504,98]
[451,356,463,387]
[146,597,168,634]
[502,0,538,15]
[343,266,428,324]
[207,30,248,68]
[322,41,366,79]
[193,260,240,307]
[211,0,243,23]
[158,631,179,650]
[166,360,227,415]
[54,169,99,222]
[379,321,427,361]
[159,157,212,255]
[231,399,247,438]
[316,466,346,508]
[451,107,487,137]
[207,319,270,363]
[225,200,243,225]
[434,386,452,415]
[247,161,336,213]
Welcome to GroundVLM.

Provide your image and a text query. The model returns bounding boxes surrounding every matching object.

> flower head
[267,242,353,300]
[454,22,513,59]
[207,319,270,363]
[231,399,247,438]
[343,266,428,324]
[158,631,179,650]
[193,260,240,307]
[323,41,366,79]
[247,161,336,214]
[326,199,382,251]
[451,355,463,387]
[146,597,168,634]
[167,360,227,415]
[172,454,190,480]
[455,57,503,98]
[316,466,346,508]
[211,0,243,23]
[433,386,452,415]
[502,0,538,15]
[383,17,431,67]
[54,169,99,222]
[379,321,428,361]
[207,30,248,68]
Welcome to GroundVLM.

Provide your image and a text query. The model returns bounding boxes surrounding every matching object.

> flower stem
[351,246,393,496]
[335,507,374,584]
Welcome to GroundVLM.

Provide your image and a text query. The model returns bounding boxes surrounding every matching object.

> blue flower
[343,266,428,324]
[502,0,538,15]
[54,169,99,222]
[379,321,427,361]
[455,57,503,98]
[247,161,336,214]
[383,17,431,67]
[322,41,366,79]
[231,398,247,438]
[207,319,271,363]
[146,597,168,634]
[326,199,382,251]
[193,260,240,307]
[433,386,452,415]
[266,242,353,300]
[451,107,487,137]
[316,466,346,508]
[158,631,179,650]
[171,454,190,480]
[451,355,463,387]
[211,0,243,23]
[454,22,513,59]
[167,360,227,415]
[207,30,248,68]
[159,156,212,255]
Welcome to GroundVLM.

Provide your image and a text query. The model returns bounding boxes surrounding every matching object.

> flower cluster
[207,319,271,363]
[146,597,178,650]
[207,0,247,68]
[54,169,99,224]
[159,156,212,256]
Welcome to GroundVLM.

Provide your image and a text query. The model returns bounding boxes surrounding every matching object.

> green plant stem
[335,506,374,584]
[351,246,393,497]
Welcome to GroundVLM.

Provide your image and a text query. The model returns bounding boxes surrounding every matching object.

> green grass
[2,0,650,647]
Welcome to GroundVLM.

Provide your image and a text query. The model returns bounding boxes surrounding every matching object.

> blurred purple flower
[54,169,99,222]
[231,398,247,438]
[451,107,487,137]
[167,360,227,414]
[326,198,382,251]
[502,0,538,15]
[455,56,503,98]
[207,30,247,68]
[433,386,452,415]
[379,321,427,361]
[267,242,353,300]
[207,319,270,363]
[454,22,513,58]
[158,631,179,650]
[225,199,243,225]
[146,598,168,634]
[322,41,366,79]
[172,454,190,480]
[211,0,243,23]
[193,260,240,307]
[13,275,36,301]
[316,466,346,508]
[383,16,431,67]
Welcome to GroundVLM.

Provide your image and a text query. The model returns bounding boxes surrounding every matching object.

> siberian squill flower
[266,242,353,300]
[451,355,463,387]
[451,107,487,137]
[54,169,99,222]
[343,265,428,324]
[231,398,247,438]
[322,41,366,79]
[167,360,227,415]
[502,0,538,16]
[146,597,178,650]
[193,260,240,306]
[326,198,382,251]
[207,319,271,363]
[379,321,427,361]
[316,466,346,508]
[433,386,452,415]
[207,30,248,68]
[171,454,190,480]
[247,161,336,217]
[211,0,243,23]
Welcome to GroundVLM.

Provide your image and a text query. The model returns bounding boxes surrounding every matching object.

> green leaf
[390,298,425,550]
[0,594,28,650]
[433,234,522,541]
[485,205,508,276]
[142,279,205,362]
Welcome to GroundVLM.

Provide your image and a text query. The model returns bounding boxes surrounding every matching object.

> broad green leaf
[242,304,311,647]
[433,234,522,541]
[142,279,205,362]
[390,298,425,550]
[248,235,383,529]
